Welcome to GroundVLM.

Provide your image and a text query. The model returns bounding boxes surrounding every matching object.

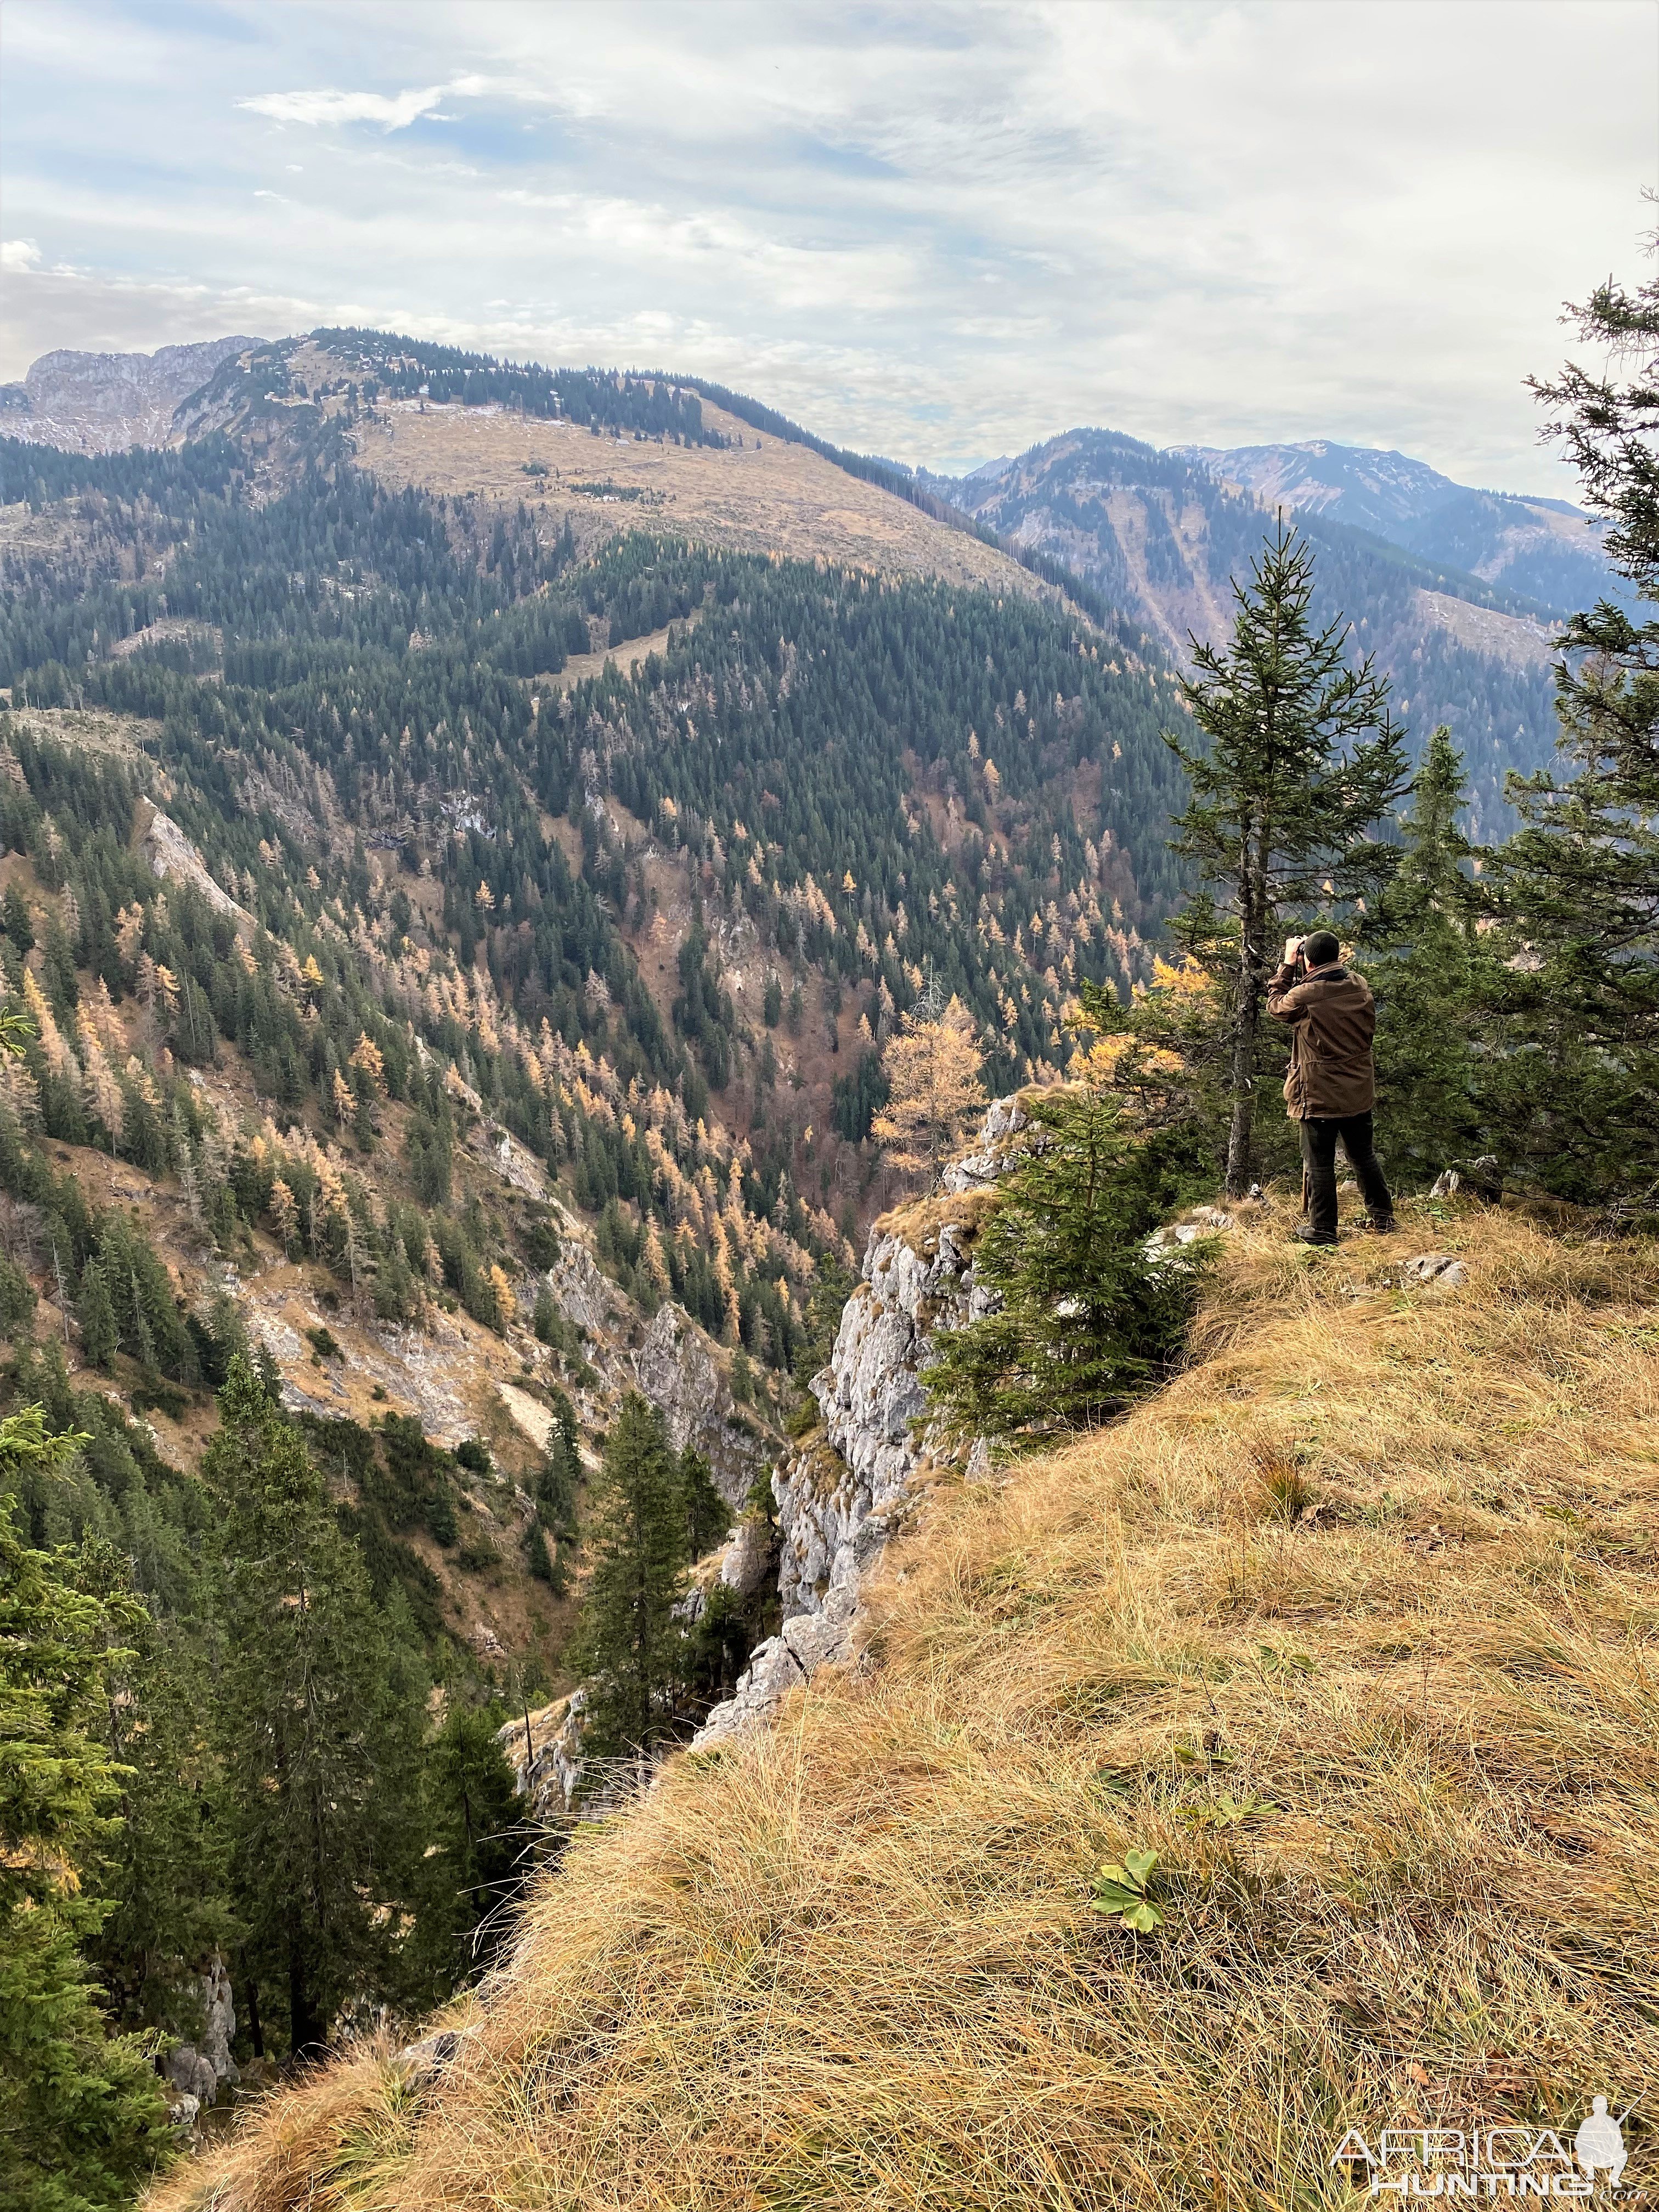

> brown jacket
[1266,961,1377,1120]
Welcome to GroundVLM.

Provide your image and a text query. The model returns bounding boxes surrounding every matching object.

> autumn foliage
[871,993,985,1188]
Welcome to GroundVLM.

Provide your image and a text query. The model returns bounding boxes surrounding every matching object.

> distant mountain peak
[1,334,267,454]
[1167,436,1605,618]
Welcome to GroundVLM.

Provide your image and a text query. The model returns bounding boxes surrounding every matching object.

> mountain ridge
[936,423,1571,835]
[1170,433,1609,615]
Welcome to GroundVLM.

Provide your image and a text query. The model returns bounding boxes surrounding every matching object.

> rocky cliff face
[501,1100,1027,1791]
[634,1302,765,1509]
[694,1098,1026,1744]
[1,337,262,453]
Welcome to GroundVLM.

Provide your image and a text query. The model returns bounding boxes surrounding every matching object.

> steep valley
[0,338,1190,1810]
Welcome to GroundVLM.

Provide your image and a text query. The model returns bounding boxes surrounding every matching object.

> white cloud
[238,84,453,131]
[234,68,595,136]
[2,239,42,272]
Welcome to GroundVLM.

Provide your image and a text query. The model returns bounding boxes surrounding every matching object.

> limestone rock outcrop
[498,1692,587,1818]
[162,1953,238,2126]
[2,335,261,453]
[940,1091,1029,1194]
[633,1302,765,1509]
[695,1098,1026,1746]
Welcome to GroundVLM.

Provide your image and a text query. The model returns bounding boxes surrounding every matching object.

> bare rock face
[940,1092,1028,1193]
[498,1693,587,1816]
[2,337,263,453]
[139,806,254,926]
[469,1122,547,1198]
[781,1218,978,1618]
[691,1607,858,1745]
[633,1302,764,1509]
[716,1511,773,1601]
[162,1953,238,2122]
[695,1099,1026,1747]
[498,1687,651,1821]
[549,1243,618,1339]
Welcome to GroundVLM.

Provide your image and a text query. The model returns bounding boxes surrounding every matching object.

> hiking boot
[1292,1226,1338,1247]
[1368,1215,1399,1235]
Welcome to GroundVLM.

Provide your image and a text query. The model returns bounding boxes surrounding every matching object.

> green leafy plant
[1173,1739,1233,1768]
[1091,1846,1165,1931]
[1178,1796,1279,1830]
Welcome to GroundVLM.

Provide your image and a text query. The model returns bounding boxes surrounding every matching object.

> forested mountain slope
[941,427,1568,836]
[4,322,1621,2148]
[0,346,1188,1802]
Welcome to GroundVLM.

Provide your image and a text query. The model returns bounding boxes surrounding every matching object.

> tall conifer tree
[404,1707,524,2006]
[1357,725,1492,1181]
[922,1086,1201,1447]
[568,1393,689,1761]
[1487,255,1659,1197]
[0,1408,174,2210]
[205,1357,414,2056]
[1166,522,1409,1193]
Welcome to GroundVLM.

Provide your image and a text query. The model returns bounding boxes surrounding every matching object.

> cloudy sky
[2,0,1654,487]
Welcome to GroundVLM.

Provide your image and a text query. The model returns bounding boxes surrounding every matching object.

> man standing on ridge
[1266,928,1396,1246]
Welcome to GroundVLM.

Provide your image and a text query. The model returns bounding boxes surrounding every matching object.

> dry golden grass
[2,704,158,760]
[872,1183,1002,1255]
[358,396,1047,604]
[153,1200,1659,2210]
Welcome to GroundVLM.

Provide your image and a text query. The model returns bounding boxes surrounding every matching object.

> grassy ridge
[152,1197,1659,2209]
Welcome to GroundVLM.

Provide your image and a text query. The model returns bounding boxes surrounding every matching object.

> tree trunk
[239,1956,264,2059]
[1224,836,1269,1197]
[288,1929,321,2059]
[1223,962,1260,1198]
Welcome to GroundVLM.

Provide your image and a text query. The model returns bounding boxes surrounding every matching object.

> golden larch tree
[872,992,986,1188]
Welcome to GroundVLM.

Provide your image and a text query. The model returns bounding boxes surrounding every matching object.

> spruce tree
[205,1357,415,2056]
[533,1387,581,1544]
[1356,725,1492,1183]
[1166,522,1409,1193]
[679,1445,728,1558]
[1485,256,1659,1198]
[82,1570,236,2052]
[75,1261,117,1375]
[404,1707,524,2005]
[922,1087,1203,1447]
[0,1408,175,2210]
[568,1393,688,1760]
